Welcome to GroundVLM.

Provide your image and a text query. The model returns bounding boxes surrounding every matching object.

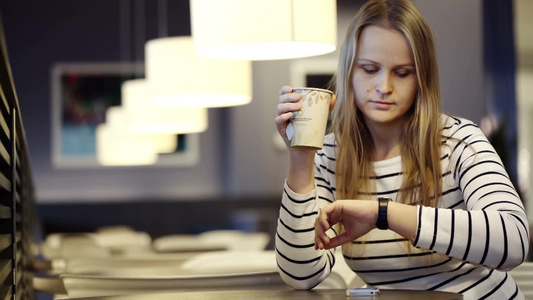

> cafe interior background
[0,0,531,299]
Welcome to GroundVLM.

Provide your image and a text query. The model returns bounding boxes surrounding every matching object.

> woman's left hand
[314,200,378,250]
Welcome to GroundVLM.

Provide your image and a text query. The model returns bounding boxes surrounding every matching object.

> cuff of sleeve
[412,205,436,249]
[283,179,317,202]
[412,205,423,246]
[280,180,318,227]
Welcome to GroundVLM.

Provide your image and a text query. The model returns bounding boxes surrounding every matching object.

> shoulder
[440,114,483,139]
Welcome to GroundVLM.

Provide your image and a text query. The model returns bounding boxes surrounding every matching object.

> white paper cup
[286,87,333,150]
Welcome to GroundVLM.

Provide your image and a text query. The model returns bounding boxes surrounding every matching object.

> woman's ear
[329,94,337,113]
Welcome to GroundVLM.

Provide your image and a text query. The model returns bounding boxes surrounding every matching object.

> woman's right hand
[275,85,302,150]
[277,85,337,193]
[275,85,337,151]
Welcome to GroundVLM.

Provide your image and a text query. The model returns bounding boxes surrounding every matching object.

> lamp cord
[119,0,131,63]
[157,0,168,38]
[134,0,146,77]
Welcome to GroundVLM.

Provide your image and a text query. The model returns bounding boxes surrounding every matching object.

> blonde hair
[331,0,442,206]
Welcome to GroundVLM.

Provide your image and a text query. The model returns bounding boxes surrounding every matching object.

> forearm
[387,201,527,269]
[387,201,418,242]
[276,181,334,290]
[286,150,316,193]
[414,206,529,270]
[276,223,334,290]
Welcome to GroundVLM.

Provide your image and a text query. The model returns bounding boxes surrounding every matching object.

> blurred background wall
[7,0,531,240]
[0,0,485,204]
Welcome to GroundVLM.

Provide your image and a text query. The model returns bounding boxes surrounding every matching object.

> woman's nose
[375,73,392,96]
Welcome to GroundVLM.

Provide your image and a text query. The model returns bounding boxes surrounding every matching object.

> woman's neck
[372,140,402,161]
[365,119,404,161]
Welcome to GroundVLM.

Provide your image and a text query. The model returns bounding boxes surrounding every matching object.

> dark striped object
[0,19,36,300]
[276,115,528,300]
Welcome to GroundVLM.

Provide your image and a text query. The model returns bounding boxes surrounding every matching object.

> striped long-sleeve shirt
[276,114,529,299]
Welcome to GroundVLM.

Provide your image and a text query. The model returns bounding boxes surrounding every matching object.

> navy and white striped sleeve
[414,121,529,270]
[275,151,337,290]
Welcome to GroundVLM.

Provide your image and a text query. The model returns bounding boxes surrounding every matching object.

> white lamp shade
[96,124,158,166]
[189,0,337,60]
[142,134,178,154]
[96,107,177,166]
[122,79,208,134]
[145,36,252,107]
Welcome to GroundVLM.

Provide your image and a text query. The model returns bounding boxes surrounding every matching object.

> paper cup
[286,87,333,150]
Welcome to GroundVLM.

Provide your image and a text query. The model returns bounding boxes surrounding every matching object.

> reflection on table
[57,289,463,300]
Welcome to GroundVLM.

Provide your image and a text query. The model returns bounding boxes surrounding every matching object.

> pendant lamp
[96,106,177,166]
[145,36,252,107]
[189,0,337,60]
[122,79,208,134]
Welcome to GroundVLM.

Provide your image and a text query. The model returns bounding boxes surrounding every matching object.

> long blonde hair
[332,0,442,206]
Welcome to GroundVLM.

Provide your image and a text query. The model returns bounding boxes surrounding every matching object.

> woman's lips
[370,100,394,110]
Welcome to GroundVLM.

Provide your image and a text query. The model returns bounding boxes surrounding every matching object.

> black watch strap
[376,197,391,230]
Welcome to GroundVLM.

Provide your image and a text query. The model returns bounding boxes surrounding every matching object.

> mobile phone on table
[346,287,380,296]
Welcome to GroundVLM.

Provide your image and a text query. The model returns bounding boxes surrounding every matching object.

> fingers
[323,233,352,250]
[275,86,303,148]
[314,209,331,250]
[274,111,295,143]
[275,101,300,144]
[275,111,294,125]
[276,86,302,121]
[279,85,293,96]
[314,202,353,250]
[278,85,301,103]
[278,91,301,106]
[275,102,301,119]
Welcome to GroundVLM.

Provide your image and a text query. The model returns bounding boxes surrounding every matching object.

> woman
[274,0,529,299]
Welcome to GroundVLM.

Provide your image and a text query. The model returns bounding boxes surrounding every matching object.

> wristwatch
[376,197,392,230]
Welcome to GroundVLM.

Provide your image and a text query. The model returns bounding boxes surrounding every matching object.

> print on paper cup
[288,87,333,150]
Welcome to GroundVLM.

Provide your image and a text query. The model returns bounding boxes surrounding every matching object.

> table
[58,289,463,300]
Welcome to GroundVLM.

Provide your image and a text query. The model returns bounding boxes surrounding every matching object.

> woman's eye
[362,66,378,74]
[395,69,412,77]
